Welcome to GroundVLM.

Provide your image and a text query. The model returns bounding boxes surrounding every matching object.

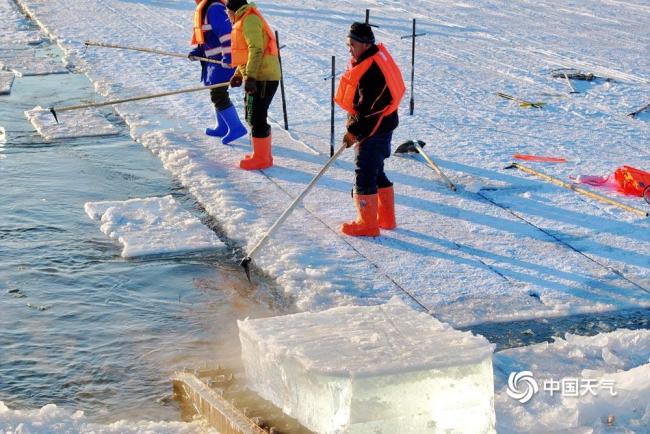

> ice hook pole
[48,82,230,123]
[84,41,226,65]
[505,162,648,218]
[240,143,348,281]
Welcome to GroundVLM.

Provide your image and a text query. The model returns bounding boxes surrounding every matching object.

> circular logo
[506,371,539,403]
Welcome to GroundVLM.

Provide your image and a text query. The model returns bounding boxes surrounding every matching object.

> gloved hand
[230,74,243,88]
[244,77,257,94]
[188,46,204,61]
[342,132,357,148]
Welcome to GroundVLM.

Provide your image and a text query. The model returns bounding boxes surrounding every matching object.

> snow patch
[0,51,68,76]
[84,195,225,258]
[0,71,14,95]
[495,329,650,433]
[25,105,120,140]
[0,401,215,434]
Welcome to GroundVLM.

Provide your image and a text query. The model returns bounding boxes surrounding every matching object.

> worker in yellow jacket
[226,0,281,170]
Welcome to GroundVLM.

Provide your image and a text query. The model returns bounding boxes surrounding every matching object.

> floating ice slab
[0,71,14,95]
[0,51,68,76]
[0,127,5,144]
[25,105,120,140]
[239,299,496,434]
[85,195,225,258]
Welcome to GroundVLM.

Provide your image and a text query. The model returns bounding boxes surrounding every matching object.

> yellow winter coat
[230,3,281,81]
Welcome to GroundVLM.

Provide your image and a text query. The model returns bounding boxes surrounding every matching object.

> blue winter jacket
[189,0,235,85]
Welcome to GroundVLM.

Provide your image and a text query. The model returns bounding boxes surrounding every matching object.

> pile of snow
[24,105,119,140]
[0,71,14,95]
[0,51,67,76]
[494,329,650,433]
[239,298,496,433]
[85,195,225,258]
[0,401,215,434]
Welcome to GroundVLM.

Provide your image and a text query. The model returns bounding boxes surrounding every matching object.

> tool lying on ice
[84,40,226,66]
[628,102,650,118]
[47,81,230,123]
[496,92,545,108]
[394,140,456,191]
[505,162,648,218]
[513,154,567,163]
[240,144,348,281]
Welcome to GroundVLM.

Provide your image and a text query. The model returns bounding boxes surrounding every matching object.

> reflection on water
[0,44,273,424]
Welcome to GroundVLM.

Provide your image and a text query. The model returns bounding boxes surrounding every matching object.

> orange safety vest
[335,43,405,136]
[191,0,226,45]
[230,7,278,67]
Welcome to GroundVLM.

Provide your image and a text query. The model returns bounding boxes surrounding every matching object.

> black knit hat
[348,22,375,44]
[226,0,247,12]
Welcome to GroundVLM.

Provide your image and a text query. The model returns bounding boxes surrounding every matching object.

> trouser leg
[354,131,393,195]
[244,81,279,138]
[210,87,232,111]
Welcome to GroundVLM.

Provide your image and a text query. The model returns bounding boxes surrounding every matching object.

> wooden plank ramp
[171,367,312,434]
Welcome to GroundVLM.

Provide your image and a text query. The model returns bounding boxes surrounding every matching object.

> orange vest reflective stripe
[230,7,278,67]
[192,0,226,45]
[335,43,405,118]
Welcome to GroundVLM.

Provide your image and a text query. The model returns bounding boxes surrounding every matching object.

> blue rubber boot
[220,105,248,144]
[205,109,227,138]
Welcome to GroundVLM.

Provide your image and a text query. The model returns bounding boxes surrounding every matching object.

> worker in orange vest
[335,22,405,237]
[225,0,281,170]
[189,0,247,144]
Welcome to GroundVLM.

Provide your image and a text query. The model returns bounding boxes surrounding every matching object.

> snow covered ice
[25,105,120,140]
[85,195,225,258]
[0,51,68,77]
[494,329,650,433]
[239,298,496,433]
[0,401,216,434]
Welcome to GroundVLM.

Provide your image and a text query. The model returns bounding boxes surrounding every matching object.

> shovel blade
[394,139,426,154]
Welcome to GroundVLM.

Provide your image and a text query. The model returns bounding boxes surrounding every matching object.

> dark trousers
[244,81,279,138]
[354,131,393,195]
[210,87,232,111]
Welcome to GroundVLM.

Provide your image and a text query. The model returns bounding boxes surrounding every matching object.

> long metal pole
[409,19,416,115]
[84,40,225,65]
[240,144,348,280]
[507,162,648,218]
[414,142,456,191]
[275,31,289,130]
[49,81,230,122]
[330,56,335,157]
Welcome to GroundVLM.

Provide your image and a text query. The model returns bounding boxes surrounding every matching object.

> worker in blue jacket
[190,0,247,144]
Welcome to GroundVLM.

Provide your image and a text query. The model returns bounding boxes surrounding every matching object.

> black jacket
[346,45,399,140]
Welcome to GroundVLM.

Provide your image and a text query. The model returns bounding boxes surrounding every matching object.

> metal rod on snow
[505,162,648,218]
[48,81,230,123]
[400,19,426,115]
[330,56,335,157]
[414,142,456,191]
[563,72,578,94]
[84,40,225,65]
[628,102,650,118]
[275,31,289,130]
[240,143,348,281]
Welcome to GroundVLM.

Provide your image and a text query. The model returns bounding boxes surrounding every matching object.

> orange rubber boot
[240,135,273,170]
[341,194,380,237]
[377,186,396,230]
